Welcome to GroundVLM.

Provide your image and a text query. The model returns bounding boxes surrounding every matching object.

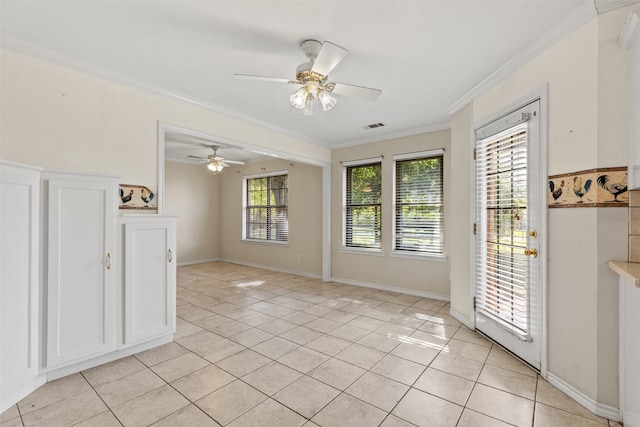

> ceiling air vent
[364,122,385,130]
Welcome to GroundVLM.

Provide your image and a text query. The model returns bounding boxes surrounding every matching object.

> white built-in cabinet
[43,170,118,369]
[121,216,176,347]
[0,161,45,413]
[0,163,176,412]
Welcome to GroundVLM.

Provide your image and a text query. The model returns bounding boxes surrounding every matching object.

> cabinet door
[46,179,115,368]
[123,220,176,345]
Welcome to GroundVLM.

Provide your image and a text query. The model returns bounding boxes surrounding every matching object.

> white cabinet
[0,161,45,413]
[121,216,176,347]
[43,171,118,369]
[620,276,640,426]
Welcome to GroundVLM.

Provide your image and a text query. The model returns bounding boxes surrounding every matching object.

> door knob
[524,248,538,258]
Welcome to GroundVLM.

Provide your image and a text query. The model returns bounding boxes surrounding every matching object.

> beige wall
[218,159,323,276]
[450,6,633,408]
[0,49,331,189]
[331,130,451,298]
[164,161,220,264]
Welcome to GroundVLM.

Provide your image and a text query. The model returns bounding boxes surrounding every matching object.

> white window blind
[394,152,444,254]
[244,173,288,242]
[475,122,530,337]
[344,161,382,249]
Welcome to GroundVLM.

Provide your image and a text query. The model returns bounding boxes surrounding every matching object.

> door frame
[471,85,548,377]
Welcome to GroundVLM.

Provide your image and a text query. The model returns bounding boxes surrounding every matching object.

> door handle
[106,253,112,270]
[524,248,538,258]
[168,249,173,263]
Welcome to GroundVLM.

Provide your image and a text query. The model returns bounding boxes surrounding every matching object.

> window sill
[340,247,385,257]
[242,239,289,247]
[390,251,448,263]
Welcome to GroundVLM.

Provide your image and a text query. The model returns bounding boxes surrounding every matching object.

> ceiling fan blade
[311,41,348,76]
[187,155,208,161]
[234,74,296,84]
[220,162,231,168]
[223,159,245,165]
[330,82,382,102]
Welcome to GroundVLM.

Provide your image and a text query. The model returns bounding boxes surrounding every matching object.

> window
[243,172,288,242]
[393,150,444,254]
[344,160,382,249]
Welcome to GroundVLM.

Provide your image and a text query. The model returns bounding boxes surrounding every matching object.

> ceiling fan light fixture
[207,161,224,173]
[303,94,315,116]
[318,89,337,111]
[290,87,308,109]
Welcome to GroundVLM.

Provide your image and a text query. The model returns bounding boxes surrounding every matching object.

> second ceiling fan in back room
[188,146,245,174]
[235,40,382,116]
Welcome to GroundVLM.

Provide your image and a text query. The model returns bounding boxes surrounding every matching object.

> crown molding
[1,34,328,149]
[447,0,598,116]
[619,8,640,48]
[330,121,451,149]
[595,0,640,14]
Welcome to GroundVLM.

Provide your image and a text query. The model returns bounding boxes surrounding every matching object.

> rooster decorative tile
[119,184,157,210]
[548,167,628,208]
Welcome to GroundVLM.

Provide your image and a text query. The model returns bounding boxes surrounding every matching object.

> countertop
[609,261,640,288]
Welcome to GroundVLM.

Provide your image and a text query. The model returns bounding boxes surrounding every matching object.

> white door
[122,218,176,346]
[474,99,543,370]
[46,177,116,368]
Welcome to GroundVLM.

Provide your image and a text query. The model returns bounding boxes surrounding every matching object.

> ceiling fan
[187,146,245,173]
[235,39,382,116]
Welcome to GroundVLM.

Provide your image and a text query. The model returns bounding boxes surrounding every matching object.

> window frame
[392,149,445,258]
[242,170,289,244]
[342,157,383,251]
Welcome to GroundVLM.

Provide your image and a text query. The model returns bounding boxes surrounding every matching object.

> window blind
[344,162,382,249]
[245,173,288,242]
[394,154,443,253]
[475,122,530,337]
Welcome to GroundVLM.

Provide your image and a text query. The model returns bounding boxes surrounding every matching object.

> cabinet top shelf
[609,261,640,288]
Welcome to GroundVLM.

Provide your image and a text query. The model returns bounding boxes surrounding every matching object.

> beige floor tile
[485,347,536,378]
[192,313,235,331]
[247,301,297,318]
[346,316,386,331]
[303,305,335,317]
[151,352,210,382]
[379,414,416,427]
[273,376,340,418]
[413,367,475,406]
[279,326,323,345]
[304,317,341,333]
[0,416,23,427]
[370,354,426,385]
[278,346,330,373]
[216,349,270,377]
[282,311,318,325]
[210,320,253,338]
[430,352,484,381]
[356,332,402,353]
[173,321,204,340]
[321,310,359,323]
[152,404,221,426]
[425,313,462,327]
[241,361,302,396]
[456,409,512,427]
[304,335,351,356]
[252,336,300,359]
[345,372,409,412]
[392,388,463,427]
[452,327,493,347]
[82,356,147,388]
[417,321,459,338]
[311,393,387,427]
[134,342,189,367]
[229,327,273,347]
[18,373,91,415]
[227,398,306,427]
[238,312,277,327]
[375,323,415,338]
[257,319,298,335]
[194,337,245,363]
[21,390,107,427]
[112,384,189,427]
[73,410,121,427]
[534,402,609,427]
[407,329,450,350]
[196,380,267,426]
[171,364,235,401]
[308,358,366,390]
[95,368,165,408]
[0,406,19,423]
[177,305,216,322]
[442,338,491,363]
[535,379,609,423]
[335,343,385,370]
[327,324,369,342]
[175,330,225,352]
[390,342,440,366]
[477,364,537,400]
[466,383,534,427]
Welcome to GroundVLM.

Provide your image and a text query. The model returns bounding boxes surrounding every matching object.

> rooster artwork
[120,188,134,204]
[597,173,628,202]
[141,188,155,207]
[549,180,564,204]
[572,176,593,203]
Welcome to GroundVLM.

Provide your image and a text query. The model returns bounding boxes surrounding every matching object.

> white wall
[449,5,633,410]
[164,161,220,264]
[331,130,452,298]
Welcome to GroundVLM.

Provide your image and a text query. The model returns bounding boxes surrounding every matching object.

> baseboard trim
[330,276,450,302]
[0,374,46,414]
[546,372,621,422]
[218,258,322,280]
[177,257,220,267]
[449,308,474,329]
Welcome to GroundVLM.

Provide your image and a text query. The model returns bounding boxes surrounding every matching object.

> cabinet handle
[168,249,173,263]
[106,253,112,270]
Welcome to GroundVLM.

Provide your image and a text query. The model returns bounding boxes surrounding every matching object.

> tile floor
[1,261,623,427]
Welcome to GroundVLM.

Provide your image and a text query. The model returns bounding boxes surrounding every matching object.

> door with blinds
[474,99,543,370]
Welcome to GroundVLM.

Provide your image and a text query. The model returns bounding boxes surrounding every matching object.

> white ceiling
[0,0,625,154]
